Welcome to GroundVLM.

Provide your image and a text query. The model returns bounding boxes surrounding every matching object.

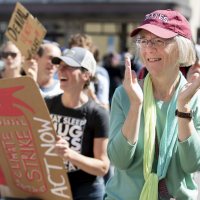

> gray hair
[174,35,196,67]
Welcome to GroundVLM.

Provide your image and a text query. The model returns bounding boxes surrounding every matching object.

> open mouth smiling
[60,77,68,81]
[147,58,161,62]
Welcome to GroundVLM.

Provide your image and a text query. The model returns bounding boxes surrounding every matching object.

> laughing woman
[46,47,110,200]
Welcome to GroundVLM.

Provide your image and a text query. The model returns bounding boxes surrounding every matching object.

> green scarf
[139,73,186,200]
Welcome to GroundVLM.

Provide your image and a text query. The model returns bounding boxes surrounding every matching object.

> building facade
[0,0,196,57]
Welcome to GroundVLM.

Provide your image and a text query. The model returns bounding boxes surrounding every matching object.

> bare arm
[55,136,110,176]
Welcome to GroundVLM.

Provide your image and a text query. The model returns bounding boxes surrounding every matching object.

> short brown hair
[68,33,93,51]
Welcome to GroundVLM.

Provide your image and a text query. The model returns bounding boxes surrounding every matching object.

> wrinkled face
[1,43,22,70]
[36,43,61,81]
[57,61,89,92]
[137,30,179,77]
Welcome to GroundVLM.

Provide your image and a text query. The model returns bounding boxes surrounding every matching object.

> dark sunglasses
[1,51,17,59]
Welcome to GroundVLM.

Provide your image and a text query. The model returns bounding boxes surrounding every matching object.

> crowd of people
[0,8,200,200]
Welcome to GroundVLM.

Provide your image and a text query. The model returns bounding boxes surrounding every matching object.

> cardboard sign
[5,2,47,59]
[0,77,72,200]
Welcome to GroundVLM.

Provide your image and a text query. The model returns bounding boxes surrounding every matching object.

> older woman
[105,9,200,200]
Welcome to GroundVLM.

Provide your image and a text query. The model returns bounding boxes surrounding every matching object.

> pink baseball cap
[130,9,192,40]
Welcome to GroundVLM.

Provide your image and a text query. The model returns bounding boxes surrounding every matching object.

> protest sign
[0,77,72,200]
[5,2,47,59]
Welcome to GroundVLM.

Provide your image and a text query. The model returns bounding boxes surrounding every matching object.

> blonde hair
[1,40,18,52]
[175,35,196,67]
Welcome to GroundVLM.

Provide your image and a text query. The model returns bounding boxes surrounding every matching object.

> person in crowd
[68,33,112,183]
[102,52,124,104]
[46,46,110,200]
[105,9,200,200]
[68,33,93,50]
[68,33,110,110]
[0,41,24,79]
[23,40,63,97]
[92,45,110,110]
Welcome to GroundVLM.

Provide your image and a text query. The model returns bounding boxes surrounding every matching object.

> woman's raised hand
[178,74,200,110]
[123,56,143,105]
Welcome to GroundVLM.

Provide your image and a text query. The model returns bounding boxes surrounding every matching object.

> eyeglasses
[1,51,17,59]
[136,38,172,49]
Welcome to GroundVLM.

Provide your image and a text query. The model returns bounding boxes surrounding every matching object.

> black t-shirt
[45,94,109,186]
